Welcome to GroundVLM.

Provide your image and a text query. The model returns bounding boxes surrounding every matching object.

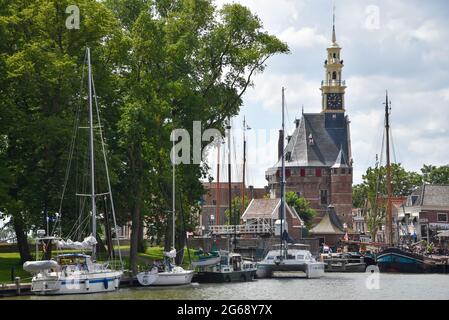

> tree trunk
[11,213,32,263]
[130,201,141,275]
[43,239,53,260]
[137,218,145,253]
[103,198,114,259]
[129,144,143,275]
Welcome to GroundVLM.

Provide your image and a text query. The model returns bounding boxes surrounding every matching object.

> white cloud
[205,0,449,187]
[277,27,328,48]
[245,73,321,113]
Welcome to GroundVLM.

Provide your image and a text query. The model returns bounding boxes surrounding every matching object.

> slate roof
[269,113,350,169]
[309,205,345,235]
[242,198,303,225]
[408,185,449,207]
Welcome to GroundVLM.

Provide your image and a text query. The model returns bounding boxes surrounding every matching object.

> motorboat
[192,251,257,283]
[321,252,367,272]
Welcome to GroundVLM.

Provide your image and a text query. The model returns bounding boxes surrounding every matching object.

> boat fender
[103,278,108,289]
[85,279,90,291]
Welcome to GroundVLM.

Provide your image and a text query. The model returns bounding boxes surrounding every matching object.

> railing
[321,80,346,86]
[324,59,343,65]
[209,224,272,235]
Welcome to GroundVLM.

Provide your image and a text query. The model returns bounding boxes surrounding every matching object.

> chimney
[278,129,284,160]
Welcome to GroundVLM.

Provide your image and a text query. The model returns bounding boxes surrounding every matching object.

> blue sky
[206,0,449,188]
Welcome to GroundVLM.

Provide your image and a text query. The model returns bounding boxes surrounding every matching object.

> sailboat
[23,47,123,295]
[256,87,325,279]
[136,132,194,286]
[375,93,449,274]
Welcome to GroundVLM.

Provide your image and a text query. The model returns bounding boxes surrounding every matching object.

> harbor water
[7,273,449,300]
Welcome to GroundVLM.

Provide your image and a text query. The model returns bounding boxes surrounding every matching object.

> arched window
[333,53,336,58]
[332,71,337,80]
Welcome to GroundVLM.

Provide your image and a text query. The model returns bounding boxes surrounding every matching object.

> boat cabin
[56,254,91,272]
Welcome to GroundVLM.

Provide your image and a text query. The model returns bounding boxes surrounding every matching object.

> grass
[0,252,32,284]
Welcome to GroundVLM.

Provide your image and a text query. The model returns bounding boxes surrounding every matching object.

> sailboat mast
[87,47,97,260]
[226,117,234,249]
[385,91,393,246]
[280,87,286,256]
[172,132,176,251]
[216,142,221,225]
[241,117,247,216]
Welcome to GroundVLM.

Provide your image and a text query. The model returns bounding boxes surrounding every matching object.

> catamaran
[256,88,325,279]
[23,48,123,295]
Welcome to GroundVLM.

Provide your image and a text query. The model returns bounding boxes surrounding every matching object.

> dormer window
[285,152,292,161]
[308,134,314,145]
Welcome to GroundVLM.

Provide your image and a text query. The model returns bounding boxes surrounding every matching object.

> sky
[204,0,449,188]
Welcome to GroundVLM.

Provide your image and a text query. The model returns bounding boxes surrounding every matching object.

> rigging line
[66,212,91,241]
[91,74,123,267]
[390,123,398,164]
[53,50,88,237]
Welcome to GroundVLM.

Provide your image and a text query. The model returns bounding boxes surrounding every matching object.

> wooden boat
[377,247,449,274]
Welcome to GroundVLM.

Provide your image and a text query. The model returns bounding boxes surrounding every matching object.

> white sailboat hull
[31,271,122,295]
[137,267,194,286]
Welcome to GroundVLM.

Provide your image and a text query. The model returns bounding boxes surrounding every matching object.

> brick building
[199,182,267,230]
[265,22,353,227]
[401,185,449,242]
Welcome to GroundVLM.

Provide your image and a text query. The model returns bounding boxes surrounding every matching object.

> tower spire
[332,2,337,44]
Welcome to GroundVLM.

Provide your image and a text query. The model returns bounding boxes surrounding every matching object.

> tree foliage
[0,0,288,270]
[224,196,249,225]
[285,191,316,229]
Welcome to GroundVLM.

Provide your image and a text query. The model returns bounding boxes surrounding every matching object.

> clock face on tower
[326,93,343,110]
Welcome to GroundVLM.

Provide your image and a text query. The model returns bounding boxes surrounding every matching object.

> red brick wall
[268,166,353,228]
[420,210,449,223]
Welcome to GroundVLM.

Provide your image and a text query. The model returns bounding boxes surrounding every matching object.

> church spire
[332,4,337,44]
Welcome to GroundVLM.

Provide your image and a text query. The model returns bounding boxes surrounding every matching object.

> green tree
[352,163,423,241]
[108,0,288,274]
[285,191,316,229]
[224,196,250,225]
[421,164,449,184]
[0,0,125,262]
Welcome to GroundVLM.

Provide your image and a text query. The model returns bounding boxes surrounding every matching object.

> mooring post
[15,277,21,296]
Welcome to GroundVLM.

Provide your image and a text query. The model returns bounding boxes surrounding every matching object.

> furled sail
[56,235,97,250]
